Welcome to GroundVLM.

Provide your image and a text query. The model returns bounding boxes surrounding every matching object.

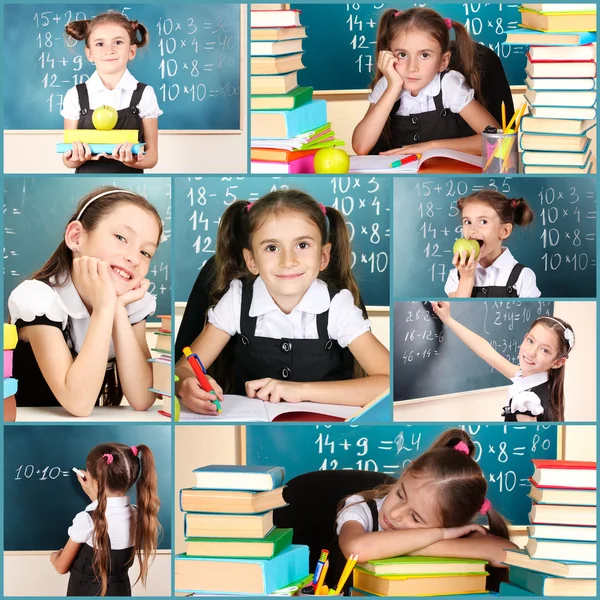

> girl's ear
[65,221,85,251]
[84,45,94,64]
[320,242,332,272]
[552,356,567,370]
[499,222,513,241]
[439,50,451,72]
[242,248,259,275]
[129,45,137,61]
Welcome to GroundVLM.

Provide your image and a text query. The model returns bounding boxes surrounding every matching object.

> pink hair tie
[454,441,470,455]
[130,20,139,31]
[131,446,139,457]
[480,498,492,515]
[246,202,254,212]
[394,11,401,17]
[319,203,327,216]
[511,199,518,208]
[444,18,452,30]
[102,453,114,465]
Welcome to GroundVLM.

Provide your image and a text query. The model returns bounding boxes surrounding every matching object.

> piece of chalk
[72,467,86,479]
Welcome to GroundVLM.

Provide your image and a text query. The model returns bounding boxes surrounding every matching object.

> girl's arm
[430,302,519,379]
[50,539,83,574]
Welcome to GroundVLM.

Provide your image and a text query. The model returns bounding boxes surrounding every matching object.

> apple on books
[92,105,118,130]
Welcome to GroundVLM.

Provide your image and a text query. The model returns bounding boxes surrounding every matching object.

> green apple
[453,238,481,260]
[313,147,350,174]
[92,105,118,130]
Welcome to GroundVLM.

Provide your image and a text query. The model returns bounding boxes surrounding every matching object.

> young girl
[446,190,540,298]
[336,429,518,593]
[8,187,163,416]
[175,189,390,415]
[50,442,161,596]
[61,13,161,173]
[352,8,499,157]
[431,302,574,421]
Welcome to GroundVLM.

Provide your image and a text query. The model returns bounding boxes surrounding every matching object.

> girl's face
[519,323,566,377]
[379,472,443,531]
[70,203,159,295]
[390,28,450,97]
[85,23,136,76]
[242,211,331,313]
[461,201,512,267]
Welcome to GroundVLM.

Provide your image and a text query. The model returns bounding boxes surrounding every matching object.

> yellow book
[519,7,596,31]
[4,324,17,350]
[63,129,139,143]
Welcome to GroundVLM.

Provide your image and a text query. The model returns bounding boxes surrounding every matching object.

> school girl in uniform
[50,443,160,596]
[8,187,163,416]
[175,189,390,415]
[61,13,161,173]
[446,190,541,298]
[431,302,575,421]
[352,8,500,157]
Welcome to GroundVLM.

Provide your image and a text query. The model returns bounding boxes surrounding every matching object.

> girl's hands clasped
[179,375,224,415]
[117,278,151,307]
[246,378,304,404]
[72,257,117,313]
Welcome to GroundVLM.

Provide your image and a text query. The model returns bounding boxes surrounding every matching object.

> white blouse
[336,494,385,534]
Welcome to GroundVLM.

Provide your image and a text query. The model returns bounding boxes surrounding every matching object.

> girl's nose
[280,250,298,267]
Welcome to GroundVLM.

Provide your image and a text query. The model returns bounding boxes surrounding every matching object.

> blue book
[192,465,285,491]
[252,99,327,139]
[509,565,596,596]
[174,544,309,595]
[56,143,145,155]
[3,378,17,399]
[498,582,537,596]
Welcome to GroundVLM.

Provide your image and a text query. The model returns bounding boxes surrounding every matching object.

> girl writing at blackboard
[336,428,517,592]
[61,13,161,173]
[50,442,161,596]
[8,187,163,416]
[431,302,574,421]
[446,191,541,298]
[175,189,390,415]
[352,8,499,157]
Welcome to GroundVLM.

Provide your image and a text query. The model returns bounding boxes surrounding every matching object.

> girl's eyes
[141,251,152,259]
[265,244,278,252]
[115,234,126,242]
[411,513,419,523]
[297,241,310,250]
[420,52,431,59]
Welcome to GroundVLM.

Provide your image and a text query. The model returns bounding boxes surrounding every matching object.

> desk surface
[12,404,169,423]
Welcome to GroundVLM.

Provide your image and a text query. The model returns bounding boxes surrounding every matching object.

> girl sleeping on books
[50,443,161,596]
[336,428,519,592]
[431,302,574,422]
[446,190,541,298]
[175,189,390,415]
[352,8,500,157]
[61,13,161,173]
[8,187,163,416]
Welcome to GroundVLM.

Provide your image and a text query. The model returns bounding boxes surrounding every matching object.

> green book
[251,86,313,111]
[360,556,488,576]
[185,527,293,559]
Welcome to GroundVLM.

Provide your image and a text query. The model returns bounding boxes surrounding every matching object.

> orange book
[250,147,318,162]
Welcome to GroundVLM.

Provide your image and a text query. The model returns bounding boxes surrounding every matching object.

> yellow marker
[501,101,506,132]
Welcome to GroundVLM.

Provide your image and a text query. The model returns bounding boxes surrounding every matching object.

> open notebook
[178,394,359,422]
[350,149,483,173]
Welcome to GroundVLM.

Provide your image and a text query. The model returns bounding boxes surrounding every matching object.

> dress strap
[76,84,91,114]
[128,82,147,113]
[239,279,257,338]
[506,263,525,288]
[433,71,447,113]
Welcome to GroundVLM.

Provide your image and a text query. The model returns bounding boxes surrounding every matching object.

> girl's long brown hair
[65,12,149,48]
[86,443,161,597]
[458,190,535,229]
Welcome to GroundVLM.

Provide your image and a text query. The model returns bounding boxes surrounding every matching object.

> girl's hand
[50,549,62,565]
[441,523,487,540]
[178,375,224,415]
[117,278,150,307]
[430,301,451,322]
[380,141,435,155]
[75,469,98,502]
[72,257,117,313]
[377,50,404,91]
[452,248,479,279]
[111,143,145,167]
[246,378,304,403]
[63,141,92,166]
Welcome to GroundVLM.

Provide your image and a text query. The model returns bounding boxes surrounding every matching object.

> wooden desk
[12,404,169,423]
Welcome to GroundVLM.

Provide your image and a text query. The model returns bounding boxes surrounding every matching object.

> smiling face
[519,323,566,377]
[85,22,136,76]
[379,471,444,531]
[390,28,450,96]
[242,211,331,313]
[69,203,160,295]
[460,200,512,267]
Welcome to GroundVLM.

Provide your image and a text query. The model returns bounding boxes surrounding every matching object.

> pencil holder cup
[482,130,518,175]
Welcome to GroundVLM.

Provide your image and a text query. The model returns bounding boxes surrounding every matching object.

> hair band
[444,18,453,30]
[246,202,254,212]
[131,446,139,457]
[76,189,136,221]
[511,199,519,209]
[130,19,139,31]
[540,317,575,350]
[479,498,492,515]
[394,11,401,17]
[102,453,114,465]
[454,441,470,455]
[318,203,327,216]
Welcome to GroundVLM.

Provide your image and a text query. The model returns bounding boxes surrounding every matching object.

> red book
[526,54,597,78]
[531,460,596,490]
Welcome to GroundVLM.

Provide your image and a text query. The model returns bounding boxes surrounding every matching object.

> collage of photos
[1,1,597,599]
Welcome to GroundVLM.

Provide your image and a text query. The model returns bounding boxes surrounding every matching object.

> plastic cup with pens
[482,102,527,175]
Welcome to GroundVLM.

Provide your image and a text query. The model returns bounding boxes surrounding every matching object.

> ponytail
[65,13,149,48]
[91,455,111,597]
[448,20,482,104]
[458,191,534,229]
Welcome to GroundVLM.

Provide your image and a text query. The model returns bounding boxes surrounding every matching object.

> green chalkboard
[174,176,391,306]
[293,3,526,90]
[245,424,558,525]
[4,425,171,551]
[394,300,554,400]
[4,4,240,130]
[393,177,597,299]
[3,177,171,318]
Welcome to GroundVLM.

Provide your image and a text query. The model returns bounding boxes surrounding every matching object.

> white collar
[401,72,441,100]
[87,69,138,93]
[508,369,549,398]
[86,496,131,511]
[249,277,331,317]
[476,247,516,273]
[50,274,89,320]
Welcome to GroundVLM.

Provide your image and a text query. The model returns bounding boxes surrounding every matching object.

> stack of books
[250,4,339,173]
[504,3,597,174]
[174,465,309,595]
[350,556,490,596]
[501,459,597,596]
[3,324,18,422]
[56,128,144,155]
[148,315,172,414]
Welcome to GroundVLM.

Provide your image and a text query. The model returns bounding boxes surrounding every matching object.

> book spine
[56,143,145,154]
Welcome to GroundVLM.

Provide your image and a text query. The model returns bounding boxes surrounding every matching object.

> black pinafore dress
[459,264,526,298]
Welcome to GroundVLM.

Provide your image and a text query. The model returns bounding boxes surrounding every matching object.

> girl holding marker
[61,13,161,173]
[8,187,163,416]
[52,443,160,596]
[175,189,390,415]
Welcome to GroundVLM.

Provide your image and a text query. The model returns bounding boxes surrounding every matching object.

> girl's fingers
[207,375,224,400]
[452,252,460,268]
[245,378,271,398]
